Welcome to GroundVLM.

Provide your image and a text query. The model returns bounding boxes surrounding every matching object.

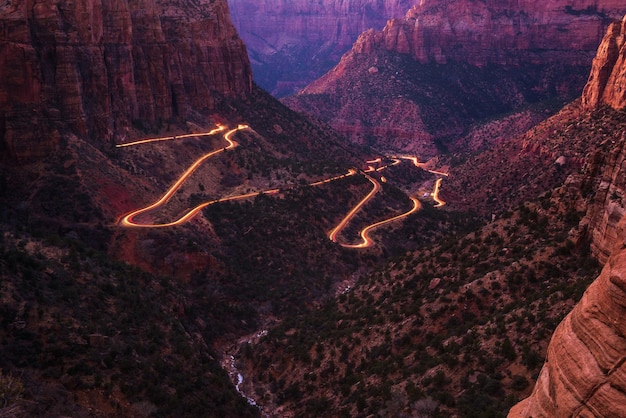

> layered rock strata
[510,15,626,417]
[509,249,626,417]
[287,1,626,153]
[0,0,252,160]
[582,15,626,110]
[304,1,626,95]
[227,0,419,96]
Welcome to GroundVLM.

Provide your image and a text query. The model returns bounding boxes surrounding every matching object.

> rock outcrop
[0,0,252,160]
[227,0,419,96]
[582,15,626,111]
[363,2,624,67]
[510,16,626,417]
[286,1,626,153]
[304,1,626,95]
[509,248,626,417]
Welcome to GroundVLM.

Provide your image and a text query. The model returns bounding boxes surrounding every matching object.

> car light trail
[118,125,249,227]
[116,125,226,147]
[432,178,446,207]
[340,196,421,249]
[117,126,447,247]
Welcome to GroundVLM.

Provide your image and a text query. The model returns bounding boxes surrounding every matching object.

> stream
[222,329,268,415]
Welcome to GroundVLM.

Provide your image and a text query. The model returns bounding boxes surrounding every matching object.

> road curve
[432,178,446,208]
[328,174,381,243]
[119,125,249,227]
[338,196,421,249]
[117,127,447,248]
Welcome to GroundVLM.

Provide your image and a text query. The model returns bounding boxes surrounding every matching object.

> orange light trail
[116,125,227,147]
[119,125,249,227]
[339,196,421,249]
[432,178,446,208]
[117,127,447,247]
[328,174,380,243]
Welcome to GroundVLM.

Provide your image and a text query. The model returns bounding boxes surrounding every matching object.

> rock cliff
[304,1,626,95]
[582,15,626,110]
[0,0,252,160]
[287,1,626,153]
[227,0,418,96]
[509,248,626,417]
[510,15,626,417]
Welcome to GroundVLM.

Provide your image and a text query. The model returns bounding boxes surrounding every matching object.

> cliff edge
[0,0,252,160]
[510,15,626,417]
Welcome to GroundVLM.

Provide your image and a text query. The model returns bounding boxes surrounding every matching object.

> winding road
[117,125,447,247]
[119,125,250,228]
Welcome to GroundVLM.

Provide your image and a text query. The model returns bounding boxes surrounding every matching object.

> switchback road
[117,126,446,247]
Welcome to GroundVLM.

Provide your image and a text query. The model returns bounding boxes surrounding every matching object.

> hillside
[284,1,626,154]
[232,104,626,417]
[227,0,419,96]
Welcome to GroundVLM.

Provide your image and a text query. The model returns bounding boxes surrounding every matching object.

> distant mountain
[227,0,419,97]
[284,1,626,154]
[0,0,252,161]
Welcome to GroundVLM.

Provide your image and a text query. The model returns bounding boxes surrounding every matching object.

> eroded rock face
[510,16,626,417]
[0,0,252,160]
[305,1,626,95]
[582,15,626,111]
[227,0,419,96]
[581,136,626,264]
[509,248,626,417]
[286,1,626,153]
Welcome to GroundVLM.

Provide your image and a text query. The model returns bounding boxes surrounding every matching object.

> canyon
[1,0,626,416]
[284,0,626,154]
[227,0,419,96]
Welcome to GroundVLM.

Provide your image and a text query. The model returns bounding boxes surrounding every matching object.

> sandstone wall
[509,249,626,417]
[0,0,252,160]
[510,15,626,417]
[308,0,626,92]
[582,16,626,110]
[227,0,418,96]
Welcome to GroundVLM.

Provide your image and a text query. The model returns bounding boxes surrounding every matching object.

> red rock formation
[287,1,626,154]
[582,15,626,110]
[227,0,419,96]
[510,16,626,417]
[305,1,626,95]
[0,0,252,160]
[509,248,626,417]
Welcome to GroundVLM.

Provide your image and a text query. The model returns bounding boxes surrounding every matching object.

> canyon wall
[0,0,252,160]
[510,15,626,417]
[227,0,419,96]
[366,1,624,67]
[305,1,626,95]
[285,1,626,154]
[582,16,626,111]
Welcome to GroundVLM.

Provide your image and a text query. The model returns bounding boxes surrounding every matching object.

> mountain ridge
[285,1,626,154]
[0,0,252,160]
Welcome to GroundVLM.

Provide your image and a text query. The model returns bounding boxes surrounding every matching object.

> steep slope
[285,1,626,154]
[0,1,388,416]
[231,99,626,418]
[227,0,418,96]
[229,12,626,418]
[0,0,252,160]
[510,16,626,416]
